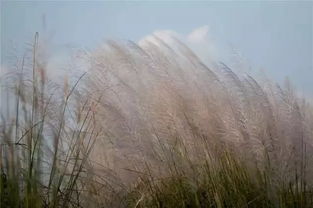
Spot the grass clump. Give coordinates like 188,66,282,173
1,33,313,207
0,33,100,208
125,151,313,208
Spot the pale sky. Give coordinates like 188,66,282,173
1,1,312,97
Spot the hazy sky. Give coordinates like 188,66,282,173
1,1,312,96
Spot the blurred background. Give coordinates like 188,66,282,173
1,1,312,97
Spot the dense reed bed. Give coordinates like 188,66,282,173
1,33,313,207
